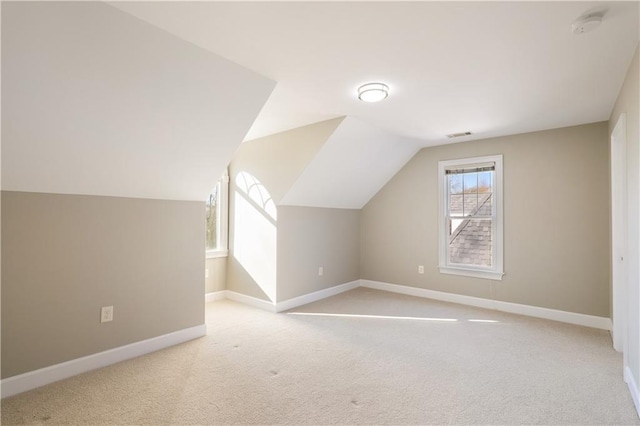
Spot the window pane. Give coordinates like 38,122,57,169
463,172,478,193
463,192,479,216
448,175,463,216
449,171,494,217
205,185,218,250
449,174,463,195
448,218,492,267
449,194,464,216
477,193,492,216
478,171,492,193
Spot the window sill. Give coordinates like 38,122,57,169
206,250,228,259
439,266,504,281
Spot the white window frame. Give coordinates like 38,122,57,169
438,154,504,280
206,170,229,259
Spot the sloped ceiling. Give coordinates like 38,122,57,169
111,1,638,145
1,2,275,201
281,117,422,209
229,118,345,206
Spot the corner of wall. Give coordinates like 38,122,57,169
225,118,345,303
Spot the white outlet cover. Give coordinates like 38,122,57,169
101,306,113,323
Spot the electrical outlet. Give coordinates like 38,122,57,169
101,306,113,323
318,266,324,276
418,265,424,274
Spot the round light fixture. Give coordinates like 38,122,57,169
572,13,603,34
357,82,389,103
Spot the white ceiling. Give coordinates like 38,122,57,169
281,117,421,209
112,1,639,146
2,2,274,200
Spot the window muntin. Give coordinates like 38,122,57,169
438,156,503,280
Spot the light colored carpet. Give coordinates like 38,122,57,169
2,287,638,425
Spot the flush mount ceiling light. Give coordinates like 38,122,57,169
572,13,603,34
357,82,389,103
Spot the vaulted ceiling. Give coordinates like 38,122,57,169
112,1,639,145
3,2,639,204
281,117,421,209
2,2,274,201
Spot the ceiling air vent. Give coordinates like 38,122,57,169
446,131,472,139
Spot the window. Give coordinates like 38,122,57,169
438,155,503,280
206,170,229,258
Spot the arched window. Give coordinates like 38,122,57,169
206,170,229,258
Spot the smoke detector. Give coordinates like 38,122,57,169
572,13,603,34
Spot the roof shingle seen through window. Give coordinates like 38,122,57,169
449,193,492,267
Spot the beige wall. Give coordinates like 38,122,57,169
277,206,360,302
361,122,610,317
609,45,639,389
205,257,227,293
1,192,205,378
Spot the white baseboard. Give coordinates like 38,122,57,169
625,366,640,418
0,324,206,399
224,290,276,312
222,282,361,313
275,280,360,312
205,291,226,303
360,280,611,330
493,298,611,330
215,279,611,330
361,279,495,310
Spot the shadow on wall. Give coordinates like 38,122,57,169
233,171,277,302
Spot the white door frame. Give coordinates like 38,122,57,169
611,113,628,356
